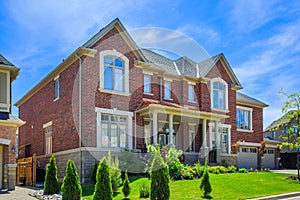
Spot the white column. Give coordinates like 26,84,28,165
202,119,207,148
215,121,220,149
169,114,173,145
153,112,158,145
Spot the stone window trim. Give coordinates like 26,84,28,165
209,122,231,155
99,50,130,96
210,77,229,112
0,69,10,112
95,107,133,149
236,105,253,133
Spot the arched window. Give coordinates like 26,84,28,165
211,78,228,111
99,50,129,95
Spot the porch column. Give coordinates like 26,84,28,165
200,119,208,160
169,114,173,146
153,111,158,145
215,121,220,149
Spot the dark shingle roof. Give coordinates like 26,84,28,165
0,53,14,66
175,57,197,77
0,53,20,80
237,92,268,107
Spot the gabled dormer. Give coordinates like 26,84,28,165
0,54,20,119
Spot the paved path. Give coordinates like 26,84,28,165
0,186,37,200
271,169,298,175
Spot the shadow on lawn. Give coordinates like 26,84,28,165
201,195,213,199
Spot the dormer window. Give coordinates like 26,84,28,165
0,70,10,112
211,78,228,111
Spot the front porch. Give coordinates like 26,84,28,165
136,101,232,164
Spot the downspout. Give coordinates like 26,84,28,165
134,111,137,149
75,52,83,183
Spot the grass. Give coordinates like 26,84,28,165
82,172,300,200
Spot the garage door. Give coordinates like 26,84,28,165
238,147,258,169
263,149,275,169
0,145,3,189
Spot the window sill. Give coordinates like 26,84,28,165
99,88,131,96
163,98,173,101
53,97,59,102
211,108,230,113
188,100,196,103
237,128,253,133
143,93,154,96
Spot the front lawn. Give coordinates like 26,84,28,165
83,172,300,200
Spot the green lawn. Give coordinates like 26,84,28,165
83,173,300,200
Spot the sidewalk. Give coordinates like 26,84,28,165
271,169,298,175
0,186,37,200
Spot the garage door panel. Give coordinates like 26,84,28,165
263,149,275,169
238,147,258,169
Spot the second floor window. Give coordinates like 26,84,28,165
104,56,125,92
144,75,151,94
164,81,171,99
188,84,195,102
236,109,251,130
55,78,60,99
0,71,9,112
213,82,225,110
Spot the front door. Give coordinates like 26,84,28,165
0,145,3,189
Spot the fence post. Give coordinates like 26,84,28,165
33,154,36,187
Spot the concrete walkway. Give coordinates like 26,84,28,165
271,169,298,175
0,186,37,200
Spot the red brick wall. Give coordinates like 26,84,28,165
0,126,17,164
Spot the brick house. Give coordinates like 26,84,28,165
16,18,270,182
0,54,25,190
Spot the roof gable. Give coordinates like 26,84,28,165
0,53,20,81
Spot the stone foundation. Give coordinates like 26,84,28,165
220,154,238,166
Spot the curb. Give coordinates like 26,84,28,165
248,192,300,200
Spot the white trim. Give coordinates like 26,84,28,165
142,71,153,76
0,138,11,145
99,50,130,95
173,62,181,75
208,122,231,154
163,77,173,82
238,141,261,147
188,81,196,85
236,105,253,131
210,77,228,111
0,70,10,112
95,107,133,149
43,121,53,128
144,74,152,94
53,75,59,80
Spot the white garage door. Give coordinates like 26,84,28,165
238,147,258,169
263,149,275,169
0,145,3,189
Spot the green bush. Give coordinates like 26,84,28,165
90,161,99,183
182,170,194,180
139,181,150,198
165,147,184,180
238,168,248,173
200,169,212,197
93,157,113,200
150,151,170,200
122,172,131,199
227,165,237,173
207,166,227,174
44,155,59,195
194,162,205,178
107,152,122,192
61,160,82,200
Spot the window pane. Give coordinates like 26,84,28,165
104,56,113,65
244,111,249,129
0,72,7,104
104,66,113,90
111,124,118,147
188,85,194,101
213,90,218,108
114,58,124,68
219,91,224,109
144,75,151,94
101,115,109,121
120,124,126,148
159,134,166,146
55,79,60,99
164,81,171,99
120,117,127,123
213,82,218,89
101,123,109,147
114,68,124,92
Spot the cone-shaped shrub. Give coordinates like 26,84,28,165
61,160,82,200
200,169,212,197
93,157,113,200
122,172,131,199
44,155,59,195
150,151,170,200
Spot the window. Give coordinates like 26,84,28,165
104,56,125,92
188,84,195,102
211,78,228,110
221,128,228,154
54,78,60,99
144,75,151,94
101,114,127,148
44,125,52,155
99,50,129,95
189,125,195,152
159,134,166,146
164,81,171,99
272,130,277,138
0,71,9,112
144,121,151,146
236,106,253,130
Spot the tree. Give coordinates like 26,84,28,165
61,160,82,200
200,169,212,197
122,172,131,199
277,89,300,180
93,157,113,200
44,155,59,195
150,151,170,200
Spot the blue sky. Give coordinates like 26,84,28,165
1,0,300,128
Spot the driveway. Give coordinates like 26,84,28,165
0,186,37,200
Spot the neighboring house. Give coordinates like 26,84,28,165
0,54,25,190
264,110,298,168
16,18,270,182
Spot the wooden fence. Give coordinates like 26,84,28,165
16,154,36,187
